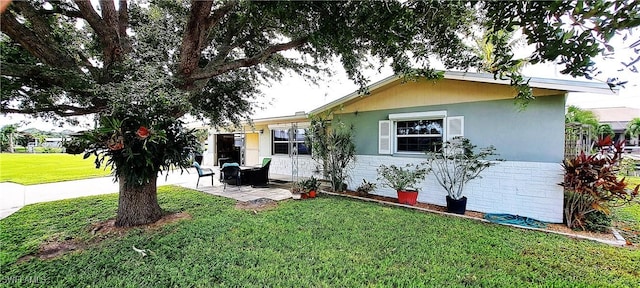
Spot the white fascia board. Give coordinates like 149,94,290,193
267,122,310,130
252,114,309,124
388,110,447,120
443,71,615,94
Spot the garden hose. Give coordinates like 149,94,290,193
484,213,547,229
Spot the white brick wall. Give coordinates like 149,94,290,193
268,155,322,179
348,155,564,223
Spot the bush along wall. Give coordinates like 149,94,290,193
561,136,639,231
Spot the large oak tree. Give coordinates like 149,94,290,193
2,0,638,226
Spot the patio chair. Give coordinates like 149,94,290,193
221,165,242,190
241,158,271,187
193,162,215,188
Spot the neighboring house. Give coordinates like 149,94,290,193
588,107,640,147
42,137,64,148
212,72,612,223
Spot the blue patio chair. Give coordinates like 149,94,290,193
193,162,215,188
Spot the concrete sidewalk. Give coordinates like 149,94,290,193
0,169,295,220
0,169,199,220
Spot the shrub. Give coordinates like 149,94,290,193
13,146,27,153
583,210,612,233
300,176,320,192
561,136,639,230
376,163,429,191
355,179,377,196
290,181,303,194
306,114,356,192
424,137,501,200
619,157,637,177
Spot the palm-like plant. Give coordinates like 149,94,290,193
565,106,600,138
627,118,640,140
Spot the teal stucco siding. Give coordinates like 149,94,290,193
335,95,566,163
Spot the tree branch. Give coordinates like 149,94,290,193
118,0,131,54
178,0,215,77
1,63,90,90
1,5,77,69
178,0,237,77
74,0,123,67
2,105,105,117
188,36,309,81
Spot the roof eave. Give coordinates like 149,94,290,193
252,113,309,124
311,72,616,114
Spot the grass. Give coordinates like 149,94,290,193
0,153,111,185
2,187,640,287
611,176,640,244
625,175,640,187
614,203,640,244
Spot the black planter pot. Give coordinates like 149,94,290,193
446,196,467,215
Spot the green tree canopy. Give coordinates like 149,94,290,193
566,105,601,134
2,0,638,226
2,0,639,124
627,117,640,138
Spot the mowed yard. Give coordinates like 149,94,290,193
1,187,639,287
1,154,639,286
0,153,111,185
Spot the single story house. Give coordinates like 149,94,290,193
210,71,613,223
588,107,640,148
42,137,64,148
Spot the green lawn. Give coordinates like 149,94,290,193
626,176,640,187
1,187,639,287
0,153,111,185
612,176,640,244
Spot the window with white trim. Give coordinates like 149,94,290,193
271,128,311,155
379,111,464,155
396,119,443,152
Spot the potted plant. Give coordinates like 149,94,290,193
424,137,501,214
355,179,377,196
301,176,320,198
290,181,305,199
377,163,429,205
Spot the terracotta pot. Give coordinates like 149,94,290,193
446,196,467,214
308,190,317,198
397,190,418,206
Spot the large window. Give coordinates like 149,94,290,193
272,128,311,155
396,119,443,153
379,111,463,155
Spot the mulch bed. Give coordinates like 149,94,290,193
343,191,484,218
340,191,624,246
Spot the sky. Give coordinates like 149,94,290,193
253,59,640,119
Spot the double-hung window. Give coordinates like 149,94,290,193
271,127,311,155
378,111,463,155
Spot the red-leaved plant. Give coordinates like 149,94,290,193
561,135,639,230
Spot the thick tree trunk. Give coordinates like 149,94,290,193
115,175,162,227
